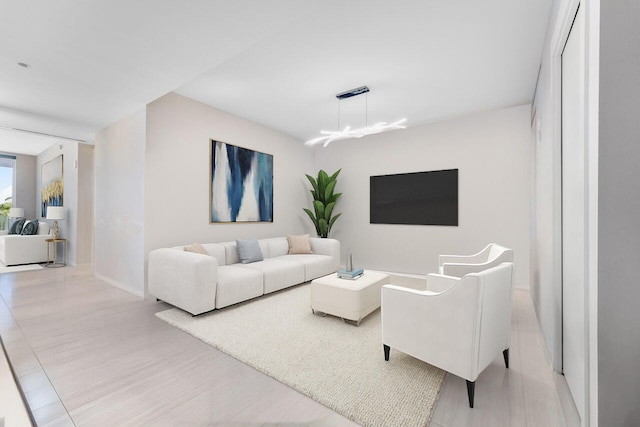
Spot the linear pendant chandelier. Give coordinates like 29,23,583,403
305,86,407,147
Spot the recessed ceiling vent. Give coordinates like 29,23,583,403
336,85,369,100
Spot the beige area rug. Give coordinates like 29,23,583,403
0,263,44,274
156,283,445,427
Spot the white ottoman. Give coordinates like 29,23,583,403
310,270,390,325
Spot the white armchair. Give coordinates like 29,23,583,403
438,243,513,277
381,262,514,408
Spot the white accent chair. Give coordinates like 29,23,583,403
381,262,514,408
438,243,513,278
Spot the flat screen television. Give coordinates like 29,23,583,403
370,169,458,226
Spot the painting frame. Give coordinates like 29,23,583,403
209,140,273,223
41,155,64,218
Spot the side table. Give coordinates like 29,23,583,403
45,238,67,268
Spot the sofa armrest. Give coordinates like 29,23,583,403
148,248,218,316
310,237,340,270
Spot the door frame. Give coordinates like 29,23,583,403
549,0,600,425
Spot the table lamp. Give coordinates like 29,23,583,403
8,207,24,218
46,206,65,239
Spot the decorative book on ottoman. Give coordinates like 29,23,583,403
338,268,364,280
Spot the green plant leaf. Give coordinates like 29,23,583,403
318,218,328,238
303,208,316,222
313,200,325,219
303,208,321,235
317,170,328,203
330,192,342,203
325,201,336,220
306,174,319,200
324,180,337,203
328,212,342,229
329,169,341,182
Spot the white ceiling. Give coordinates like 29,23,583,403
0,0,552,155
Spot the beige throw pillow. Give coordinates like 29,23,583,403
184,243,209,256
287,234,313,254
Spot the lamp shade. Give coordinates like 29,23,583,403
46,206,65,220
8,207,24,218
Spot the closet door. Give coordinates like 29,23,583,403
561,4,586,420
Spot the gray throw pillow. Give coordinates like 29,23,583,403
236,239,264,264
20,220,39,235
9,218,26,235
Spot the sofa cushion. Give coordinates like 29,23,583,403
236,239,264,264
287,234,313,254
266,237,289,257
275,254,336,282
237,258,306,294
201,243,226,266
9,218,25,235
20,220,39,235
215,266,263,309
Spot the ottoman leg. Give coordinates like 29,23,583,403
384,344,390,361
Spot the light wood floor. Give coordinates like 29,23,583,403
0,266,579,427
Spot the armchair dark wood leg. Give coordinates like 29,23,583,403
383,344,390,361
466,380,475,408
503,349,509,368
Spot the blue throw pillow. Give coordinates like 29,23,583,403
9,218,26,235
236,239,264,264
20,220,39,235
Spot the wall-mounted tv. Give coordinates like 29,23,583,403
370,169,458,226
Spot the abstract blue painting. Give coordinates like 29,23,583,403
210,140,273,223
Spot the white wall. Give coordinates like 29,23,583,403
94,109,146,296
144,92,314,292
37,142,80,265
314,105,531,287
530,0,565,373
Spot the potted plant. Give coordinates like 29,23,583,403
303,169,342,238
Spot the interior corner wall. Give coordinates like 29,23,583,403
598,1,640,425
37,142,79,265
314,104,531,288
94,109,146,297
144,92,314,294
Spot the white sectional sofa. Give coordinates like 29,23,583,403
0,221,52,266
148,236,340,315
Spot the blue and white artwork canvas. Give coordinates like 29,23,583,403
210,140,273,223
